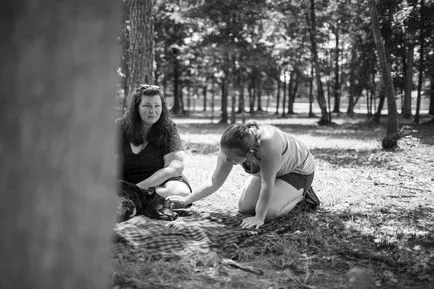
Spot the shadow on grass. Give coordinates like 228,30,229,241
112,203,433,289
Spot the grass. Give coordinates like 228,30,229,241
112,113,434,289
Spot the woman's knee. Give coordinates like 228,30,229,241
237,197,255,214
238,177,260,214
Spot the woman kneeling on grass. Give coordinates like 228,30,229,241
168,122,320,229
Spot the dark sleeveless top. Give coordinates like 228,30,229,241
119,123,183,184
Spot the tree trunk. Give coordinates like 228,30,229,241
287,70,296,114
333,24,341,113
127,0,154,102
202,82,207,111
429,76,434,115
120,0,130,114
0,1,118,288
231,91,236,124
374,87,386,122
282,71,287,117
403,44,414,118
275,77,281,115
366,87,372,116
187,83,192,112
211,77,216,123
171,48,182,113
221,77,229,123
257,78,263,111
415,0,426,124
347,47,356,116
370,0,399,148
306,0,331,124
327,50,332,119
372,69,377,114
238,75,245,113
309,66,315,117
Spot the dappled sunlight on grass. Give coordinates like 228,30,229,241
113,116,434,289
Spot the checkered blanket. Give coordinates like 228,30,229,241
113,207,302,258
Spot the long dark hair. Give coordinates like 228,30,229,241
119,85,173,146
220,122,258,154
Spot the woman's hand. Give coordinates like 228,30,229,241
167,195,189,208
240,216,264,229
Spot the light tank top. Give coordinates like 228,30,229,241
241,125,315,176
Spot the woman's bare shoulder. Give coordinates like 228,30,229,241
258,124,280,142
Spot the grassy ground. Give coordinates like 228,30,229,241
113,113,434,289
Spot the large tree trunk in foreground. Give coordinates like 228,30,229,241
0,1,118,288
369,0,400,149
127,0,154,102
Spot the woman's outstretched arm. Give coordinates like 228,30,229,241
168,150,233,206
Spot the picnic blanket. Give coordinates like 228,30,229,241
113,206,306,258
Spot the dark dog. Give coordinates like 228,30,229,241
117,180,178,222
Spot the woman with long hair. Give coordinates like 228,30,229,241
117,84,191,198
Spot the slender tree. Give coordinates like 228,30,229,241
415,0,426,124
403,43,414,118
275,76,281,115
369,0,400,148
0,1,118,288
305,0,331,124
333,23,341,113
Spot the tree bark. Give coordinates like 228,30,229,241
347,47,356,116
220,76,229,123
127,0,154,102
202,82,208,111
333,24,341,113
287,70,297,114
172,49,182,113
0,1,118,288
231,91,236,124
403,44,414,118
415,0,426,124
257,78,263,111
309,66,315,117
429,76,434,115
238,75,245,113
282,71,287,117
211,77,216,123
374,87,386,122
120,0,130,114
306,0,331,124
249,76,256,114
275,77,281,115
369,0,400,148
